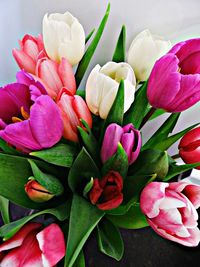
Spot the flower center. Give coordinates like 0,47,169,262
12,107,30,123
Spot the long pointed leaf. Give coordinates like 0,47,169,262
0,196,10,224
112,25,126,62
85,28,95,44
75,4,110,87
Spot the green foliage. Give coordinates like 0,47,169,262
0,196,10,224
112,25,126,62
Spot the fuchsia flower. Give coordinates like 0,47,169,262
0,222,65,266
89,171,123,210
36,57,76,98
179,127,200,170
101,123,142,165
0,71,63,153
13,34,46,74
140,181,200,247
147,39,200,112
57,88,92,142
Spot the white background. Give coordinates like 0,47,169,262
0,0,200,156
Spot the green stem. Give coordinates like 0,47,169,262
171,154,180,160
139,107,156,130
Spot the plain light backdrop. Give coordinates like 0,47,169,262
0,0,200,155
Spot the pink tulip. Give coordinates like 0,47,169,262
36,57,76,98
140,181,200,247
147,39,200,112
13,34,46,74
0,222,66,266
57,88,92,142
179,127,200,169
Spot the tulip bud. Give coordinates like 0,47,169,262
36,57,76,98
101,123,142,165
12,34,46,74
25,179,54,203
179,127,200,169
57,89,92,142
43,12,85,66
127,29,172,81
86,62,136,119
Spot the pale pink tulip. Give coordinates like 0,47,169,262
140,181,200,247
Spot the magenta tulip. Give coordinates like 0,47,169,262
179,127,200,169
0,222,66,266
147,39,200,112
0,70,63,153
13,34,46,74
140,181,200,247
101,123,142,165
36,57,76,98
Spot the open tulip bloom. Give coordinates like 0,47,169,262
1,4,200,266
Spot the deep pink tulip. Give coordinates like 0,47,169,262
140,181,200,247
13,34,46,74
0,71,63,153
0,222,66,266
147,39,200,112
57,88,92,142
101,123,142,165
36,57,76,98
179,127,200,169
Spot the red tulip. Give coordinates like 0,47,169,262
0,222,66,266
89,171,123,210
13,34,46,74
57,88,92,142
36,57,76,98
179,127,200,169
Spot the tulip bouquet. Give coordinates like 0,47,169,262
1,3,200,266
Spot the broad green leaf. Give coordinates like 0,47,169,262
65,195,104,267
73,250,85,267
153,123,199,151
143,113,180,150
30,143,78,168
0,153,65,209
112,25,126,62
97,219,124,261
68,148,100,193
102,143,128,178
149,109,166,120
0,196,10,224
85,28,95,44
78,119,100,163
107,203,148,229
164,161,200,181
0,202,70,240
129,149,169,179
28,160,64,196
75,4,110,87
0,138,23,156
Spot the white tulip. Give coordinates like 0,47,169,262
43,12,85,66
86,62,136,119
127,29,172,81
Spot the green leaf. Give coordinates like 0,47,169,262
75,3,110,87
129,149,169,179
0,202,70,240
78,119,100,163
30,143,78,168
102,143,128,178
124,81,149,129
0,138,23,156
112,25,126,62
65,195,104,267
143,113,180,150
83,177,94,198
76,89,86,99
28,160,64,196
107,203,148,229
0,196,10,224
153,123,199,151
97,219,124,261
149,109,166,120
73,250,85,267
164,161,200,181
68,148,100,193
85,28,95,44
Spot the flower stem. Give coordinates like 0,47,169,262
171,154,180,160
139,107,156,130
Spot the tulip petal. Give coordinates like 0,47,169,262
175,39,200,64
30,95,63,148
183,184,200,209
73,95,92,128
12,49,36,74
140,182,169,218
159,190,186,209
58,58,76,94
36,223,66,267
